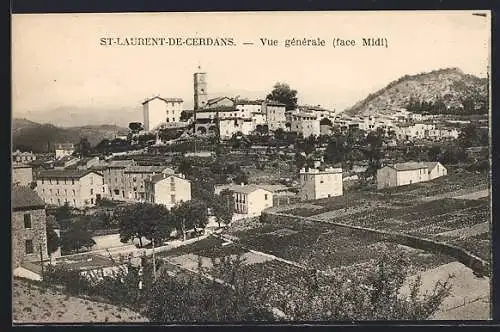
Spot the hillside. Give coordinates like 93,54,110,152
15,106,142,128
12,118,128,153
344,68,488,117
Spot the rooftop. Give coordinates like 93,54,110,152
12,186,45,210
387,162,432,171
146,173,188,184
37,169,101,179
142,96,183,105
124,165,175,174
55,143,75,150
107,159,136,168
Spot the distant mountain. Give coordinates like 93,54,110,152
12,118,128,153
15,106,142,128
344,68,488,117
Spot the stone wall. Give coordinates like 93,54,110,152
261,211,490,277
12,208,48,270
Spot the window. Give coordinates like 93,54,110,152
25,240,34,254
90,176,94,185
56,179,59,185
264,194,268,200
72,189,76,196
64,189,67,195
24,214,32,228
57,189,60,195
91,198,94,204
114,189,120,195
90,188,94,195
102,187,105,193
102,178,105,185
72,179,75,185
41,179,44,185
57,198,61,205
73,199,76,206
49,179,52,185
171,194,176,204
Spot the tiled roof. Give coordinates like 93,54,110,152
218,184,272,195
265,100,287,107
55,143,75,150
37,169,101,179
12,186,45,210
13,164,32,169
107,160,136,168
390,162,430,171
235,99,263,106
142,96,183,105
124,165,175,174
146,173,188,184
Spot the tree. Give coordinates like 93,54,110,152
320,117,333,126
180,111,191,122
266,83,298,111
60,217,96,254
75,137,92,158
144,254,275,322
274,128,285,141
233,172,249,185
46,215,61,259
212,190,235,228
129,122,144,133
53,202,73,229
172,199,209,240
115,203,173,247
294,152,307,170
458,124,489,148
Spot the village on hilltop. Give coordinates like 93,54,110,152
12,67,491,322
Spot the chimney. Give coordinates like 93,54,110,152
163,173,166,178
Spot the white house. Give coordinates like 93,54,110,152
142,96,184,131
144,173,191,210
55,143,75,159
229,184,273,216
426,162,447,180
36,170,107,208
376,162,447,189
298,167,343,201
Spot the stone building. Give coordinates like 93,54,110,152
12,164,33,186
103,159,136,200
123,165,175,201
12,186,48,270
298,166,343,200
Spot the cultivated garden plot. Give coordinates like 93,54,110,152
12,278,148,323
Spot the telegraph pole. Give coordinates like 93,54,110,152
152,238,156,282
39,244,44,280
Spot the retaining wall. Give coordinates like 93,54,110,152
261,211,490,277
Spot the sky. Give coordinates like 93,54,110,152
12,11,490,118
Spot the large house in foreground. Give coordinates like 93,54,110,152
215,183,274,217
376,162,447,189
36,170,107,208
12,186,48,270
144,173,191,210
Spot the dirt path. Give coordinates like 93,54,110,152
400,261,490,320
